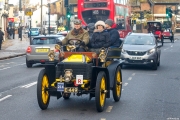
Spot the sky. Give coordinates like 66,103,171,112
9,0,58,5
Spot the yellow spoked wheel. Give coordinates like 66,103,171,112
113,66,122,102
95,71,107,112
37,69,50,110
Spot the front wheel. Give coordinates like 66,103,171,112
112,66,122,102
37,69,50,110
95,71,107,112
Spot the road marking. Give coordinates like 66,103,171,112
123,83,128,86
0,67,11,70
0,95,12,102
128,77,132,80
132,73,136,76
100,118,106,120
21,82,37,88
106,106,113,112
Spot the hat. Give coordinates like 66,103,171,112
95,21,106,28
87,23,95,31
74,19,82,25
105,19,114,27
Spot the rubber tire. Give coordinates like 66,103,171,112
112,66,122,102
120,64,123,69
37,69,50,110
171,36,174,43
26,60,32,68
152,60,157,70
161,37,164,46
63,93,71,99
95,71,107,112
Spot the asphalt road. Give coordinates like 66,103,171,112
0,37,180,120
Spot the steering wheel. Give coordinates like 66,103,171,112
68,39,82,45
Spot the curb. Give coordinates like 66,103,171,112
0,53,26,60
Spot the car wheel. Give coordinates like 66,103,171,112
112,66,122,102
120,64,123,69
95,71,107,112
171,36,174,43
37,69,50,110
26,60,32,68
152,60,157,70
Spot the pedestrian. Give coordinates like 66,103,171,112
6,26,11,39
10,27,15,39
18,26,22,41
105,19,120,48
89,21,110,50
0,27,4,50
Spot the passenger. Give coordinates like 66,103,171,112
89,21,110,50
87,23,95,40
61,19,90,52
105,19,120,48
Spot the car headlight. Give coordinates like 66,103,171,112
147,48,155,55
121,49,127,54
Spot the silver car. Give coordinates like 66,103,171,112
26,35,65,68
120,33,161,70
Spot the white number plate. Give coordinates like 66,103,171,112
130,56,142,60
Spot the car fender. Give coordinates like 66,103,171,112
107,60,121,88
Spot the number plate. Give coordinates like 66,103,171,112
57,83,64,91
64,87,78,93
130,56,142,60
36,49,49,52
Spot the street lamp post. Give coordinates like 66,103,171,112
48,3,50,35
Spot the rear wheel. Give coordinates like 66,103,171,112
37,69,50,110
26,59,32,68
171,36,174,43
112,66,122,102
95,71,107,112
152,60,157,70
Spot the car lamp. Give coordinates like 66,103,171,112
99,48,107,62
64,69,73,82
147,48,155,55
121,49,127,54
48,50,55,61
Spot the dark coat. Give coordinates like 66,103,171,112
90,29,110,48
0,30,4,42
106,28,120,47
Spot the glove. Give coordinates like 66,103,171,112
80,41,85,46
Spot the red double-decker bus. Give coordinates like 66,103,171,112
77,0,132,38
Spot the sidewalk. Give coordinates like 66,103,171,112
0,34,30,60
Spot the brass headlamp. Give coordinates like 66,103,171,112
48,50,55,61
66,45,76,51
64,69,73,82
99,48,107,62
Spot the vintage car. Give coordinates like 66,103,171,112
162,21,174,43
37,39,123,112
147,21,164,46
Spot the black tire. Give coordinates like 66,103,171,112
63,93,71,99
37,69,50,110
171,36,174,43
152,60,157,70
95,71,107,112
157,57,160,66
120,64,123,69
161,37,164,46
26,59,32,68
112,66,122,102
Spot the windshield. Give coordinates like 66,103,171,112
82,10,110,24
32,37,58,45
124,35,155,45
30,28,39,31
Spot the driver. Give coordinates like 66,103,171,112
60,19,90,52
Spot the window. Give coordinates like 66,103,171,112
124,35,155,45
32,37,58,45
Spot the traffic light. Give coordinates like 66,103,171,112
66,8,71,19
166,7,173,18
64,0,69,7
140,11,144,19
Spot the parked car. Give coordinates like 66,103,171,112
120,32,161,70
28,28,40,37
26,35,65,68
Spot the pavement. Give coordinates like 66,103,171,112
0,34,30,60
0,33,180,60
